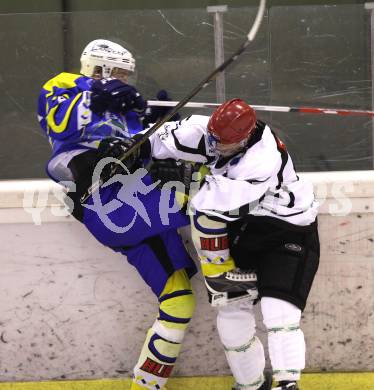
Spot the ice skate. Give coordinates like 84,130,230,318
204,268,258,306
272,382,299,390
232,382,269,390
232,372,272,390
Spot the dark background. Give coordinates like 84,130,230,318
0,1,372,178
0,1,368,13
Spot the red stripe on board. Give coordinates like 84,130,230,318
299,107,374,116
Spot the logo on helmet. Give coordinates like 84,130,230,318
92,43,127,57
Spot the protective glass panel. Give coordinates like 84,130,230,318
268,5,371,171
0,4,371,179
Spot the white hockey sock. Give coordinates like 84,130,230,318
217,301,265,389
261,297,305,382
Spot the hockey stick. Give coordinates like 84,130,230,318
80,0,267,203
147,100,374,117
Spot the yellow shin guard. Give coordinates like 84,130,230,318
132,270,195,390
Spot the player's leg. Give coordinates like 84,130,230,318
131,268,195,390
73,161,196,389
256,223,319,389
116,229,196,390
261,297,304,389
190,211,258,306
216,300,266,390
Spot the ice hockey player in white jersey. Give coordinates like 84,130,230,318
147,99,320,390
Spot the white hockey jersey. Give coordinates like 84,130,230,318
149,115,318,226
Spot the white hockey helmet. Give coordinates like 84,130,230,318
80,39,136,78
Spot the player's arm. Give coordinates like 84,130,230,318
147,115,212,163
191,148,282,221
40,85,91,142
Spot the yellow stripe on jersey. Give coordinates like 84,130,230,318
42,72,81,92
43,72,85,135
46,93,82,134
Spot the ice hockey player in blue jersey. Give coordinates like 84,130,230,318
37,39,197,390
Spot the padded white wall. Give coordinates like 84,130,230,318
0,171,373,381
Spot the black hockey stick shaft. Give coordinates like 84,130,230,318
80,0,266,203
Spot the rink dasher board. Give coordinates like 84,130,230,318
0,171,373,224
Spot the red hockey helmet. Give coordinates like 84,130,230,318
207,99,257,145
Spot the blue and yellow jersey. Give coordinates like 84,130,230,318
37,72,142,157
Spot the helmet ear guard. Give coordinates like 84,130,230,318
207,98,257,145
80,39,136,78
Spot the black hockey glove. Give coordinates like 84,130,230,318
149,158,199,190
90,78,147,115
143,89,181,128
96,137,140,179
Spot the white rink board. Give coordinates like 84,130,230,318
0,171,373,381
